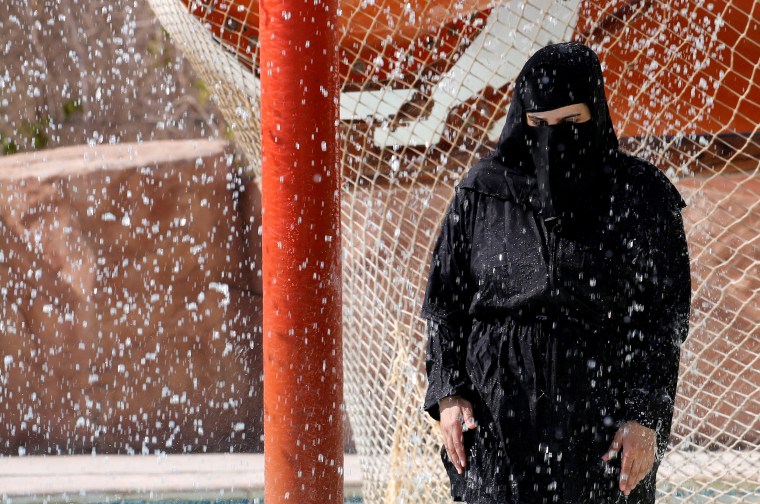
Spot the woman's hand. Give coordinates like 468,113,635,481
439,395,477,475
601,421,656,496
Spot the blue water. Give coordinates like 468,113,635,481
93,491,760,504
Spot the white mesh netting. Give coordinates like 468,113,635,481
146,0,759,501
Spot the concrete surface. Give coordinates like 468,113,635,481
0,453,363,502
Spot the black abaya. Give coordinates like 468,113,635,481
420,42,691,504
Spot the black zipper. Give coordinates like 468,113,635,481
548,223,557,295
534,214,549,267
535,214,559,296
549,220,562,297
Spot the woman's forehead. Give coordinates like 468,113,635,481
526,103,591,117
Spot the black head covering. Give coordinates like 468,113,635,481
463,42,620,224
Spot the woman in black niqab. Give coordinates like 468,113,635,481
420,42,691,504
483,41,619,227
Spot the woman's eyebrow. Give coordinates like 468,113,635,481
526,112,582,120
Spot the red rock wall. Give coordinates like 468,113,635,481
0,139,754,456
674,174,759,447
0,140,263,455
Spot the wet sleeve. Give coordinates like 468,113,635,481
420,186,477,421
623,194,691,450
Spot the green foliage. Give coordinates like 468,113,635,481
21,115,51,150
0,134,18,155
62,98,83,121
0,113,51,155
225,126,236,142
147,28,175,68
194,80,210,106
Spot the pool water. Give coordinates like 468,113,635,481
15,486,759,503
658,486,760,503
101,489,760,504
3,492,364,504
97,491,760,504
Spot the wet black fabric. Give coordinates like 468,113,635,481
420,42,691,504
520,45,608,223
527,121,604,222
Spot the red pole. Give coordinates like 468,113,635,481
259,0,343,500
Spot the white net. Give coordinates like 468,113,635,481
147,0,262,174
146,0,759,501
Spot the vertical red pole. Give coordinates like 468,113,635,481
259,0,343,500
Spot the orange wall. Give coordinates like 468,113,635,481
578,0,759,138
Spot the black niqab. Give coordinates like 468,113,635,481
527,120,602,221
471,42,619,224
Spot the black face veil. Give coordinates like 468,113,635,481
491,42,620,223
